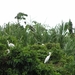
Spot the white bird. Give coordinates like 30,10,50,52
44,52,51,63
7,40,15,47
6,49,10,54
42,43,44,45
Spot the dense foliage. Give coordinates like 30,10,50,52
0,12,75,75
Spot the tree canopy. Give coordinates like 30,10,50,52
0,12,75,75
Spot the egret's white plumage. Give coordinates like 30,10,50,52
44,52,51,63
7,40,15,47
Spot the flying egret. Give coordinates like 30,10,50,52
7,40,15,47
44,52,51,63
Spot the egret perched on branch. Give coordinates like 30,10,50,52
44,52,51,63
7,40,15,47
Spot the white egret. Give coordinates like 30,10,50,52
7,40,15,47
44,52,51,63
6,49,10,54
42,43,44,45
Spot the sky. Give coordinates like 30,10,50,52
0,0,75,28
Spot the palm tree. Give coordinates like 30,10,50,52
15,12,28,24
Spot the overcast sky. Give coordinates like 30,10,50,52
0,0,75,28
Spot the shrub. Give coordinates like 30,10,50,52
45,42,61,49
